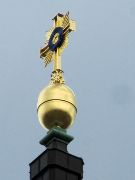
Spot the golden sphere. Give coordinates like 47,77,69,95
37,83,77,130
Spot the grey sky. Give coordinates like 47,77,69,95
0,0,135,179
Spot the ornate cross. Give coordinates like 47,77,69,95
40,12,76,71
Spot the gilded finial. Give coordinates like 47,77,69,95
37,12,77,130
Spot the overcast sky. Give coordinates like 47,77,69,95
0,0,135,180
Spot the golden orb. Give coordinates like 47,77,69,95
37,83,77,130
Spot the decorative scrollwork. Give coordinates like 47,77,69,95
51,69,65,84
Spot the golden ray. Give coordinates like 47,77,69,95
69,20,76,31
44,51,53,66
62,12,70,29
46,27,54,41
59,35,69,55
40,45,49,58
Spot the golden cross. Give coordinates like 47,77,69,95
40,12,76,71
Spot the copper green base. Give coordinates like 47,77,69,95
40,127,74,152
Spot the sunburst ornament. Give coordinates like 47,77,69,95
40,12,76,70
